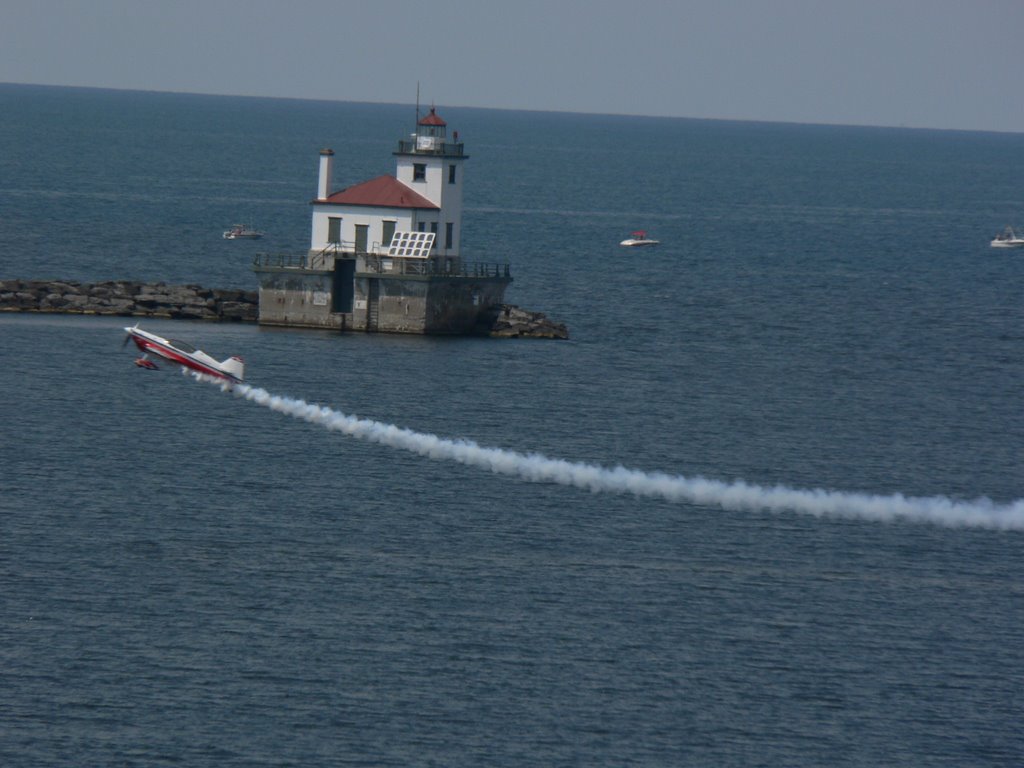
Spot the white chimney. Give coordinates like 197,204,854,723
317,149,334,199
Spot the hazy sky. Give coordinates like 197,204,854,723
2,0,1021,132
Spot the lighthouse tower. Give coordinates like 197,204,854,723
394,106,467,257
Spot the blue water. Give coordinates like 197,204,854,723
1,83,1023,766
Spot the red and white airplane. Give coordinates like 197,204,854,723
124,325,245,384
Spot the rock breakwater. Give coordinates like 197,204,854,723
478,304,569,339
0,279,259,322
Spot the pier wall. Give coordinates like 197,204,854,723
252,268,339,329
354,274,512,334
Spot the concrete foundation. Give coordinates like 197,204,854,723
252,266,338,330
253,254,512,334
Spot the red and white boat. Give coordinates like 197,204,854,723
124,325,245,384
620,230,660,247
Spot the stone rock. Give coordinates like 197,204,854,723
173,305,207,319
219,301,257,321
212,288,244,302
66,294,93,308
101,297,136,312
42,293,69,309
477,304,569,340
167,287,199,304
1,278,244,321
14,291,41,307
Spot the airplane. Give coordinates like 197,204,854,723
123,325,245,384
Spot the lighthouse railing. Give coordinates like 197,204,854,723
362,254,511,278
395,140,465,157
252,252,317,269
254,252,511,279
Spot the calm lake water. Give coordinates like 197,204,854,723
1,83,1023,766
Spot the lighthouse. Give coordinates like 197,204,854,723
393,107,466,256
308,106,468,262
255,104,512,334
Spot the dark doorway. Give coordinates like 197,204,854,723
332,259,355,313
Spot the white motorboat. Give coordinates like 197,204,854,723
620,230,659,247
990,226,1024,248
223,224,263,240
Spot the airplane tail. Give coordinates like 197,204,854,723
221,356,245,382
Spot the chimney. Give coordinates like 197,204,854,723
317,149,334,200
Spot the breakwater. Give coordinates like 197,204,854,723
478,304,569,339
0,279,568,338
0,279,259,321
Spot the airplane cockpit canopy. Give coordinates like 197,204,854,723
167,339,196,353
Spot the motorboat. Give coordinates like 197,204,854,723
223,224,263,240
620,230,659,247
990,226,1024,248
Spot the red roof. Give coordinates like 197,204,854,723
316,175,438,209
418,107,446,127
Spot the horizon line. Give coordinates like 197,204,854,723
2,80,1021,137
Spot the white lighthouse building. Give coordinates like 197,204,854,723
310,107,466,261
254,106,511,334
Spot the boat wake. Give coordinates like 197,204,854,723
202,377,1024,530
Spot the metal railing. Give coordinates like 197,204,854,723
253,243,353,270
254,251,512,279
395,140,466,156
361,255,511,278
312,242,355,269
253,252,313,269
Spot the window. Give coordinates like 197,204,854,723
413,163,426,182
354,224,369,253
382,220,396,248
417,221,426,232
430,222,438,251
327,217,341,244
445,222,453,249
448,164,456,184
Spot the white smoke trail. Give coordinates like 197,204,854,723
203,377,1024,530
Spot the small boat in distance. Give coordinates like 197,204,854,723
223,223,263,240
990,226,1024,248
620,230,659,247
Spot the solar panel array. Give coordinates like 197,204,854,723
387,231,435,259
